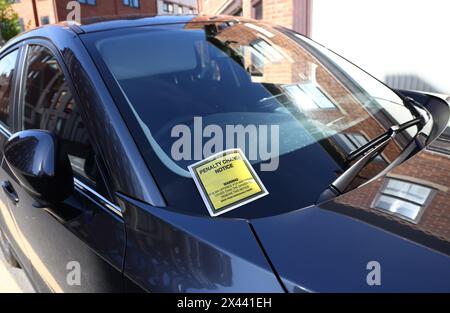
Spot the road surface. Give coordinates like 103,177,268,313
0,249,34,293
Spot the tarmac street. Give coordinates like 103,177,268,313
0,249,34,293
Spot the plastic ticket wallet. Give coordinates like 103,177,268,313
188,149,269,217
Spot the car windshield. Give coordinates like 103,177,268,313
84,20,419,218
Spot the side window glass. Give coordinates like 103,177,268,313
22,45,101,186
0,50,19,128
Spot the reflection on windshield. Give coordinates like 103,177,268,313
332,147,450,254
311,82,446,247
90,18,420,218
189,19,414,155
191,19,415,181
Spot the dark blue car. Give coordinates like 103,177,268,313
0,15,449,293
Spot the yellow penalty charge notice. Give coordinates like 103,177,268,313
188,149,269,217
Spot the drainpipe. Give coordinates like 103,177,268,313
52,0,59,22
31,0,40,27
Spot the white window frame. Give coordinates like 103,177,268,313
371,178,436,223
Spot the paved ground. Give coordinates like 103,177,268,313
0,249,34,293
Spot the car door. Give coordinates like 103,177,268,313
0,45,36,277
1,42,126,292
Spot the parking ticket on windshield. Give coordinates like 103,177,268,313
188,149,269,217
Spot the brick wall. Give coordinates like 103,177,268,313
198,0,226,14
12,0,158,29
199,0,311,35
54,0,157,21
261,0,294,29
187,20,403,173
201,0,293,27
12,0,57,31
337,151,450,242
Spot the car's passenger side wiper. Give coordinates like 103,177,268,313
317,99,431,204
346,117,423,162
317,136,392,204
347,96,430,162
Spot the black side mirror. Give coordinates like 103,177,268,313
4,130,74,204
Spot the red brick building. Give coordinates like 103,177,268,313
188,12,450,243
12,0,159,31
54,0,157,22
184,20,450,243
336,149,450,243
198,0,312,36
186,18,405,182
11,0,57,31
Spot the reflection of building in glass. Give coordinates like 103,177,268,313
23,45,95,182
126,207,233,292
187,19,406,184
0,51,17,127
336,149,450,243
372,178,435,222
429,127,450,155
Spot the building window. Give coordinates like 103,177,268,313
123,0,140,8
163,2,174,14
334,133,371,154
18,18,25,32
372,178,435,222
242,38,284,78
233,8,243,16
252,0,263,20
332,132,387,163
178,6,183,14
40,16,50,25
78,0,96,5
189,8,194,14
428,126,450,155
284,82,336,110
252,39,283,63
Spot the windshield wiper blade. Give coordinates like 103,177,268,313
317,137,392,203
346,117,423,162
318,104,431,204
346,95,430,163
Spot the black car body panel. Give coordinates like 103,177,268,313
0,15,448,293
118,193,284,292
